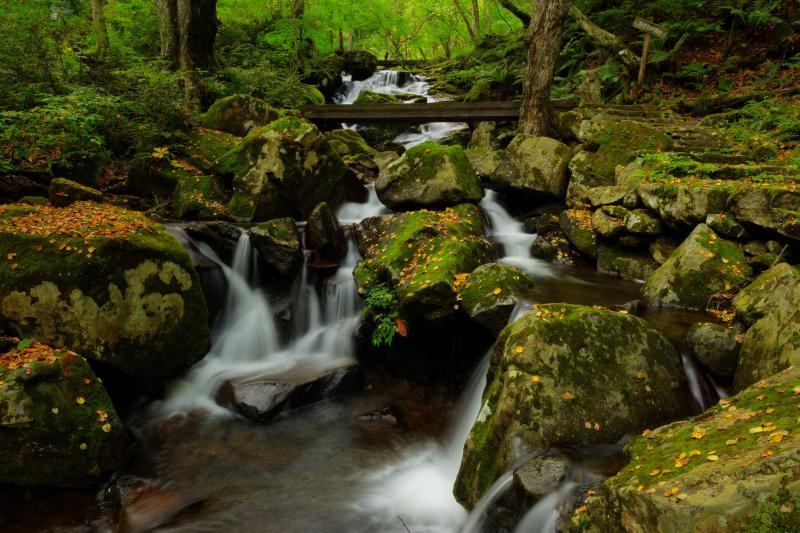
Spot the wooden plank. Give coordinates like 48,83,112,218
375,59,430,68
301,101,524,123
632,17,668,39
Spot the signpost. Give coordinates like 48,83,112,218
633,16,668,87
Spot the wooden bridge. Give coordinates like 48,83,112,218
375,59,429,68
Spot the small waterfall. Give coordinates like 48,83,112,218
336,69,468,149
512,481,578,533
680,351,719,412
337,183,387,224
480,190,555,279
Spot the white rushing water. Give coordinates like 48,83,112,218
337,69,468,148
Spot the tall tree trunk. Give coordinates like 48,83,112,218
156,0,218,71
485,0,493,33
472,0,481,38
292,0,304,69
497,0,530,26
90,0,109,57
453,0,477,43
338,29,344,51
519,0,570,136
156,0,180,69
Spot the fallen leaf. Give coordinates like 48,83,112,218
560,392,576,400
75,396,85,405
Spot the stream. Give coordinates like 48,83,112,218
0,70,721,533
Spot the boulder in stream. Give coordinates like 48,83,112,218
685,322,740,381
0,202,211,387
376,142,484,210
455,304,690,507
505,134,572,198
200,94,279,137
171,175,227,220
249,218,304,278
341,50,378,81
642,224,752,309
0,339,126,486
580,365,800,532
458,263,534,335
305,202,347,264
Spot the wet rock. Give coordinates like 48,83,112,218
465,147,521,191
608,299,647,316
341,50,378,81
325,129,378,171
597,246,658,281
459,263,534,334
637,180,733,227
559,209,598,258
249,218,303,278
171,175,227,220
581,365,800,533
586,186,627,207
642,224,752,309
123,481,201,533
373,151,400,173
706,212,748,239
182,128,241,175
224,363,363,422
223,117,356,222
685,322,740,380
732,263,800,390
649,237,678,264
183,221,243,264
591,206,628,239
354,91,401,105
376,142,483,210
355,204,494,323
305,202,347,263
514,455,570,503
729,186,800,241
48,178,103,207
455,304,690,507
470,121,498,149
0,202,211,386
744,239,769,256
200,94,279,137
0,340,126,486
505,134,572,198
302,54,344,98
623,209,662,235
356,406,402,426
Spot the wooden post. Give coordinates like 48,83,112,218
638,33,651,87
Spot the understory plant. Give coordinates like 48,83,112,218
362,284,405,348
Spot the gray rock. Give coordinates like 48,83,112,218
506,134,572,198
306,202,347,263
685,323,740,380
250,218,304,277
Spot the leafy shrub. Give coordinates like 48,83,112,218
361,284,404,348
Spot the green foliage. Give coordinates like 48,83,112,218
702,98,800,148
738,490,800,532
16,339,32,351
362,284,401,348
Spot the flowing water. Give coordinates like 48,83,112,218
2,69,727,533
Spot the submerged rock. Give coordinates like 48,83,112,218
49,178,103,207
458,263,534,334
249,218,304,278
200,94,279,137
376,142,483,210
581,365,800,532
224,117,357,222
0,340,125,486
455,304,690,507
642,224,752,309
732,263,800,391
0,202,211,386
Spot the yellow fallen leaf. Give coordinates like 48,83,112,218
677,493,688,500
79,443,88,450
770,434,784,444
649,469,660,476
493,287,502,295
574,505,587,515
51,407,59,414
560,392,575,400
691,431,705,440
102,423,112,433
761,449,775,457
689,449,702,456
636,485,644,492
707,455,719,462
515,346,524,353
766,408,775,414
75,396,85,405
532,375,541,383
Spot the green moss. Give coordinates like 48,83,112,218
172,175,227,220
353,91,401,105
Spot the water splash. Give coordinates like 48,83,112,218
512,481,578,533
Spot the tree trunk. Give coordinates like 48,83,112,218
472,0,481,38
519,0,570,136
338,29,344,51
90,0,109,57
156,0,218,71
497,0,530,26
292,0,304,69
568,5,639,71
485,0,493,33
453,0,477,43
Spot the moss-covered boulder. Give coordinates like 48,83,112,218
732,263,800,391
224,117,354,222
183,129,242,175
458,263,534,334
706,213,748,239
686,322,740,380
306,201,347,263
591,206,628,239
200,94,279,137
455,304,690,507
642,224,752,309
598,246,659,281
559,209,598,258
0,339,126,487
303,54,344,98
48,178,103,207
504,135,572,198
0,202,211,385
171,175,227,220
249,218,303,278
325,128,378,170
579,365,800,533
729,186,800,241
624,209,662,235
567,118,673,207
464,147,520,189
376,142,484,210
355,204,495,323
341,50,378,81
638,180,736,227
354,91,401,105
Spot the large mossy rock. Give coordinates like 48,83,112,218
200,94,279,137
305,201,347,263
249,218,304,278
567,118,673,207
325,128,378,170
642,224,752,309
303,54,344,98
376,142,484,210
0,202,211,385
502,135,572,198
686,322,740,380
48,178,103,207
354,91,402,105
171,175,227,220
455,304,690,507
580,365,800,533
341,50,378,81
224,117,354,222
729,186,800,241
458,263,534,335
0,340,126,487
355,204,495,323
559,209,598,258
597,246,659,281
732,263,800,391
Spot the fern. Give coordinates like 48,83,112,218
362,284,404,348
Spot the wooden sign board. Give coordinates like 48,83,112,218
633,17,669,40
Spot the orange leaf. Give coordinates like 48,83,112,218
395,319,408,337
